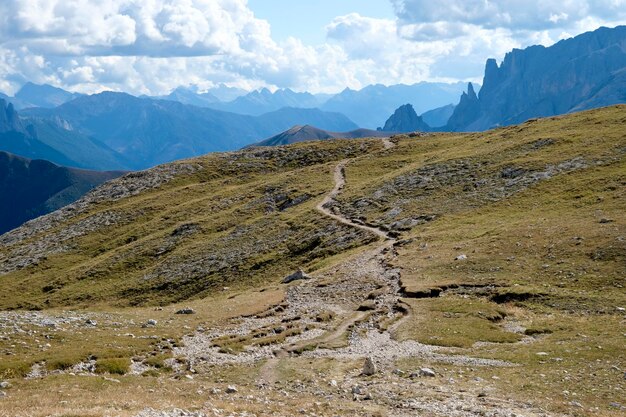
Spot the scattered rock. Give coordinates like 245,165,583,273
175,308,195,315
85,319,97,326
419,368,436,377
282,269,311,284
357,300,377,311
599,218,614,224
142,319,158,328
329,379,338,387
225,385,238,394
455,254,467,261
0,381,10,389
362,357,377,376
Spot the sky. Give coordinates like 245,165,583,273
0,0,625,96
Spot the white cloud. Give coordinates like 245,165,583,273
0,0,624,96
391,0,626,31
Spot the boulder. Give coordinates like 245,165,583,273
282,269,311,284
362,357,377,376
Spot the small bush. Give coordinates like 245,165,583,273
524,327,553,336
47,357,77,371
144,354,171,369
316,311,335,322
95,358,130,375
0,361,31,379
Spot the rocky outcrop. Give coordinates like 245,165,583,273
0,99,25,134
382,104,431,133
445,25,626,131
445,83,482,132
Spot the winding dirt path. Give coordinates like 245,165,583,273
315,155,393,241
257,139,399,384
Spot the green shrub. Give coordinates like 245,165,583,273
95,358,130,375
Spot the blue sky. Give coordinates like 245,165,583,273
0,0,625,95
248,0,395,43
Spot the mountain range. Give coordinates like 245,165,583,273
319,82,467,129
16,93,358,169
0,82,82,110
445,25,626,131
151,83,464,129
0,99,131,171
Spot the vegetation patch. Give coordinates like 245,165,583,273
95,358,131,375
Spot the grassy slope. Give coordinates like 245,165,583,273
0,140,380,309
0,105,624,415
335,105,625,414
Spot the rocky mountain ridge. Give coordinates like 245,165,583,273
446,25,626,131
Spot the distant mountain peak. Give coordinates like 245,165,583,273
14,82,81,109
382,103,430,133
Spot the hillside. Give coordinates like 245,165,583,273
0,151,123,234
447,25,626,131
23,93,358,169
251,125,390,147
0,106,624,416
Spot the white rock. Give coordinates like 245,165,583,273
455,254,467,261
362,357,377,376
419,368,436,377
226,385,238,393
